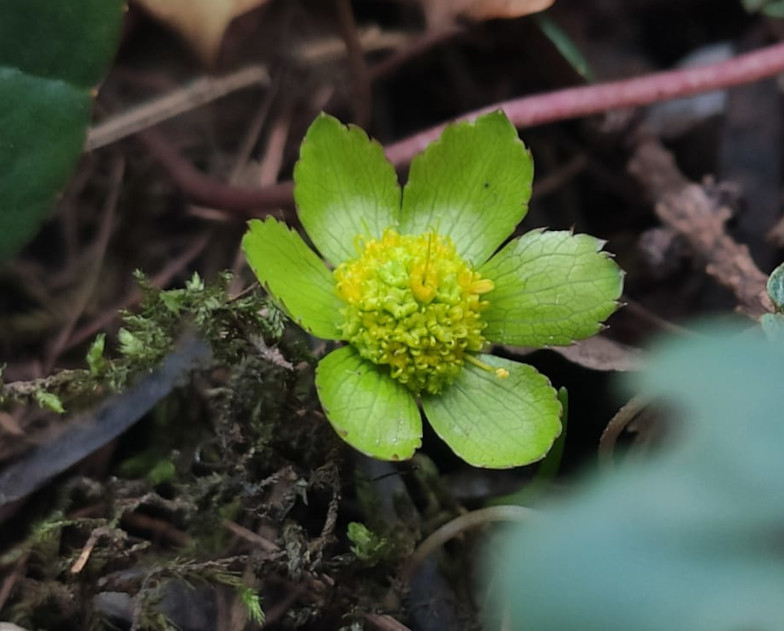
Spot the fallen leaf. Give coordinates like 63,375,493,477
548,336,643,372
422,0,556,28
503,336,644,373
132,0,271,65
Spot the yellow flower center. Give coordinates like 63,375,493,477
334,229,495,395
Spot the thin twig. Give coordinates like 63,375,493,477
335,0,372,127
136,41,784,215
222,519,280,553
598,395,649,470
45,157,124,371
622,297,694,336
86,66,269,151
0,552,28,611
230,76,282,180
137,129,294,216
64,232,212,351
363,612,414,631
401,505,536,584
368,24,463,81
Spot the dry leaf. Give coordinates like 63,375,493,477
423,0,556,28
133,0,271,65
548,336,643,372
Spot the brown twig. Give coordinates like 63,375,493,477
222,519,280,553
136,41,784,215
598,396,649,470
363,612,414,631
401,505,536,584
45,157,124,372
0,552,28,611
628,138,773,318
64,232,212,351
335,0,372,127
87,66,270,151
136,129,294,216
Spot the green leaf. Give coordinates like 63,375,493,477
293,113,401,265
480,230,623,347
766,261,784,311
238,586,264,625
147,459,176,485
741,0,784,16
493,324,784,631
761,313,784,340
315,346,421,460
762,3,784,17
0,0,124,260
86,333,106,376
242,218,344,340
347,522,390,562
421,354,561,468
34,390,65,414
399,111,533,266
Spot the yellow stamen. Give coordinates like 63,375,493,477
471,278,495,294
334,229,496,394
465,354,509,379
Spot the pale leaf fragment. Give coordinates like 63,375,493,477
132,0,271,64
423,0,556,28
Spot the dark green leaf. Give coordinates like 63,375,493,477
0,0,124,260
494,324,784,630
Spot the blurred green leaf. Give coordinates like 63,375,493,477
535,15,595,82
740,0,784,16
767,261,784,311
494,324,784,630
761,312,784,340
0,0,124,260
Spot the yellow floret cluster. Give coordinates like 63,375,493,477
334,229,495,395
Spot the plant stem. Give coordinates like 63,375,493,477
141,41,784,213
385,41,784,166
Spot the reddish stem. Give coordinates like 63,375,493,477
385,40,784,166
143,41,784,213
137,129,293,215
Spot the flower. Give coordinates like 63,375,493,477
242,112,623,468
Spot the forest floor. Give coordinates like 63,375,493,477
1,1,782,629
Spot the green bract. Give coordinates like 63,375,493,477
242,111,623,468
